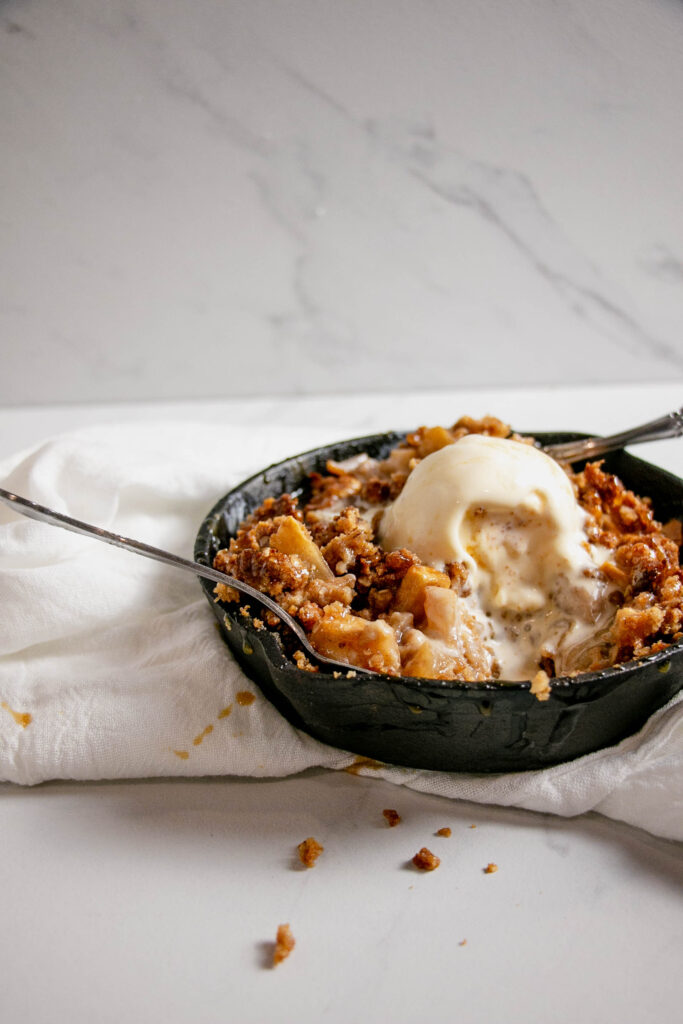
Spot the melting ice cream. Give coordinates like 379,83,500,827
380,434,614,680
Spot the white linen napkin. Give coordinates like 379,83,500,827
1,423,681,841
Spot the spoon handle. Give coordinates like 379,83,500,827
545,406,683,462
0,486,329,664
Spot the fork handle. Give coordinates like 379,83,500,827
546,407,683,462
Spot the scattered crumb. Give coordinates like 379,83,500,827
293,650,319,672
345,670,357,679
469,824,477,829
436,827,452,838
484,862,498,874
236,691,256,706
273,923,295,966
252,617,265,630
530,669,551,702
459,939,467,947
383,809,401,827
412,847,441,871
239,604,251,618
297,836,324,868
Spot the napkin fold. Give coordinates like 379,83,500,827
1,423,681,841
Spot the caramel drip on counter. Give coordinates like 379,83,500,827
218,705,233,719
236,691,255,707
1,702,32,728
173,750,190,760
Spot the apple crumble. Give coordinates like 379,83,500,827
214,416,683,683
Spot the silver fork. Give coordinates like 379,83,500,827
0,487,373,676
545,406,683,463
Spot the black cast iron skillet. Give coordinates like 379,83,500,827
194,432,683,773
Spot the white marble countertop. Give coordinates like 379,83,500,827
1,384,682,1024
2,0,683,1019
1,0,682,405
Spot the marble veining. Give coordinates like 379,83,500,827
0,0,682,404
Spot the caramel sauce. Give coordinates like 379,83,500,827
218,705,233,719
1,702,32,728
193,724,214,746
173,749,190,760
236,691,255,707
344,755,383,775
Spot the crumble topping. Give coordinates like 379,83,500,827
214,416,683,682
382,808,402,827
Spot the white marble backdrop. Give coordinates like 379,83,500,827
1,0,682,405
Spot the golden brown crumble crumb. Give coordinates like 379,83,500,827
273,923,295,966
382,809,402,827
484,862,498,874
530,669,551,702
412,847,441,871
459,939,467,947
436,827,452,838
297,836,324,868
469,824,477,829
293,649,319,672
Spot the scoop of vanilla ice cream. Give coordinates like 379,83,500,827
379,434,610,679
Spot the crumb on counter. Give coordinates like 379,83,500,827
297,837,324,868
484,862,498,874
436,827,452,838
412,847,441,871
273,923,295,966
383,808,402,827
459,939,467,947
